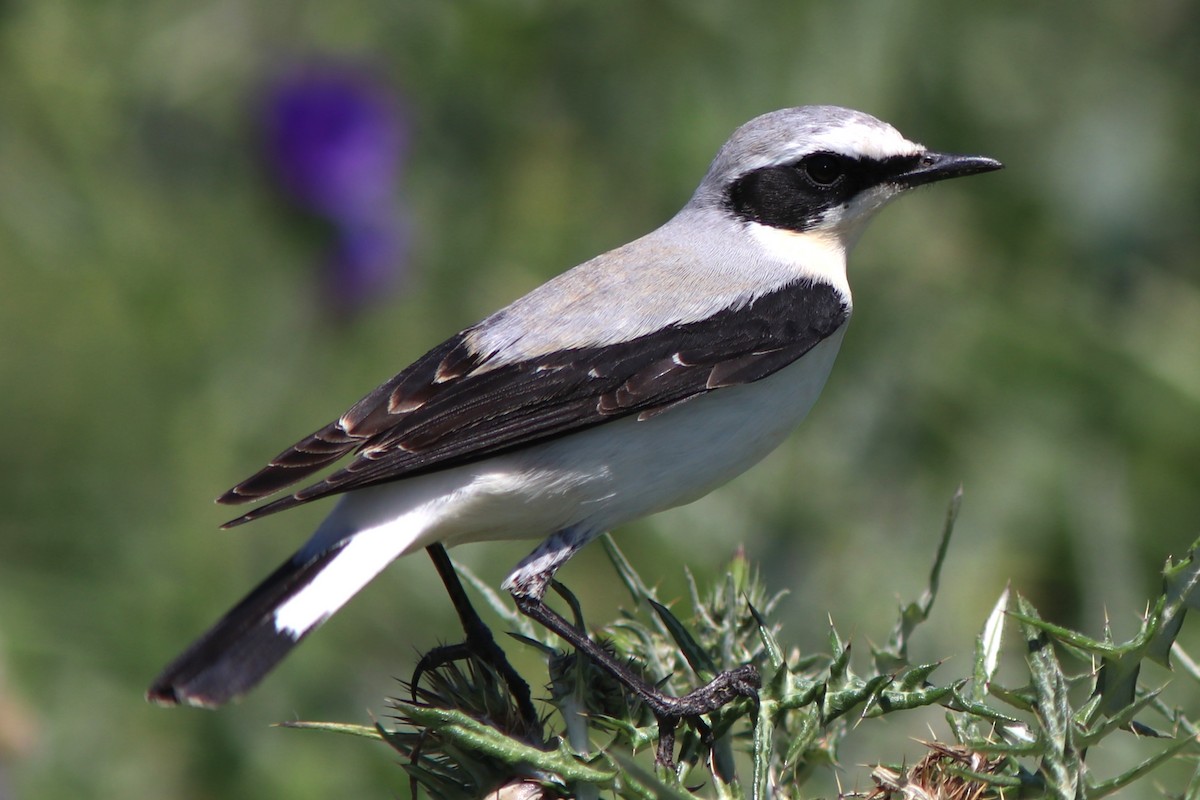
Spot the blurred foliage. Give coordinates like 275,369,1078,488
2,1,1200,798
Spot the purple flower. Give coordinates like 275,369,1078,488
261,60,410,314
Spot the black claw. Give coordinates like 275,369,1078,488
410,642,472,702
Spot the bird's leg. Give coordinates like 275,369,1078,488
503,529,760,767
413,544,539,731
511,592,760,766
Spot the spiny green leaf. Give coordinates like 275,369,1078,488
781,706,823,769
1072,693,1104,729
793,652,826,672
648,599,719,679
1085,734,1198,798
1151,537,1200,666
684,567,714,630
748,601,784,678
876,486,962,671
608,750,702,800
942,763,1025,790
974,586,1009,700
778,676,824,711
400,760,480,800
824,674,890,722
960,737,1043,757
988,682,1037,713
394,702,615,783
1169,643,1200,685
894,661,943,691
275,720,385,740
586,714,657,751
1092,596,1164,714
869,682,956,716
1008,610,1123,656
752,695,776,800
508,631,560,657
601,533,657,610
728,547,751,597
1016,594,1082,800
551,581,586,629
1075,688,1163,747
828,624,850,680
1184,752,1200,800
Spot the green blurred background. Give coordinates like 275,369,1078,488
3,1,1200,797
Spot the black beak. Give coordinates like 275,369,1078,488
894,152,1003,189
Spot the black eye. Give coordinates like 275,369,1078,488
801,153,844,186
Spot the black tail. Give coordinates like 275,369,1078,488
147,545,343,708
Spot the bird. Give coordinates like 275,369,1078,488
148,105,1001,730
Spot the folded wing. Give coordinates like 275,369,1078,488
218,279,849,526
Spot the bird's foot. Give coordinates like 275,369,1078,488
639,664,761,766
512,592,760,768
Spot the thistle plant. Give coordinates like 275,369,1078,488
287,493,1200,799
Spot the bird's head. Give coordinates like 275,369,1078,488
692,105,1002,253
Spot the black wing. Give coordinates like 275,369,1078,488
219,279,849,526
